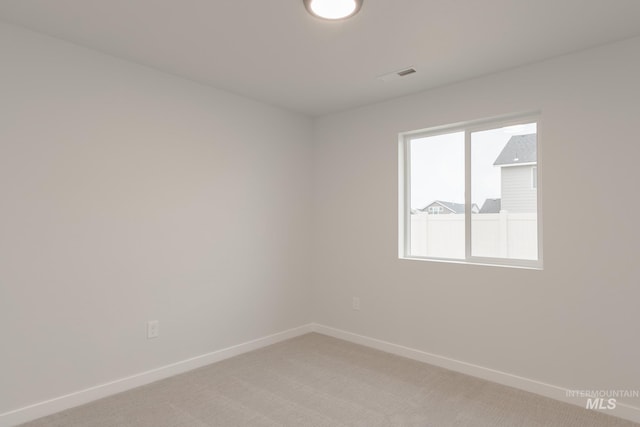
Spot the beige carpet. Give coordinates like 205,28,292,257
21,333,638,427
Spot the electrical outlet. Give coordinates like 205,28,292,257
147,320,159,339
352,297,360,311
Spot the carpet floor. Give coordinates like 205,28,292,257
21,333,638,427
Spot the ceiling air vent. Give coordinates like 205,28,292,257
377,67,417,82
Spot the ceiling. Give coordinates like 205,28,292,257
2,1,640,116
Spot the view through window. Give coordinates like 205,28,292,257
402,118,540,268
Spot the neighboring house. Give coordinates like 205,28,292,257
421,200,479,215
479,198,501,214
493,134,537,213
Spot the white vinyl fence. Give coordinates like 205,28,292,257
410,212,537,260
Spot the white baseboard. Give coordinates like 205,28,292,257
0,324,315,427
310,323,640,424
4,323,639,426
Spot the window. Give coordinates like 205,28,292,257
399,115,542,268
428,205,444,214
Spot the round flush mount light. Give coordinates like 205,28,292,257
303,0,363,20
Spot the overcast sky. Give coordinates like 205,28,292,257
410,123,536,210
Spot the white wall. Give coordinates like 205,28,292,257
0,23,312,414
312,36,640,408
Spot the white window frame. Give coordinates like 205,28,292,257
398,112,543,269
532,166,538,189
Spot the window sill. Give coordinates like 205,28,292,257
399,256,543,270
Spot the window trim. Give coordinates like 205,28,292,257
398,112,543,269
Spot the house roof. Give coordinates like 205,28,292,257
494,134,537,166
435,201,465,214
422,201,478,214
479,198,501,214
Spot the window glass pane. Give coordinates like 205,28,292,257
409,132,465,259
471,123,538,260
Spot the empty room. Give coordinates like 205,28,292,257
1,1,639,426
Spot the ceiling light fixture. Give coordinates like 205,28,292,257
303,0,363,20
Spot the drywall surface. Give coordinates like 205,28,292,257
312,36,640,410
0,23,312,413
